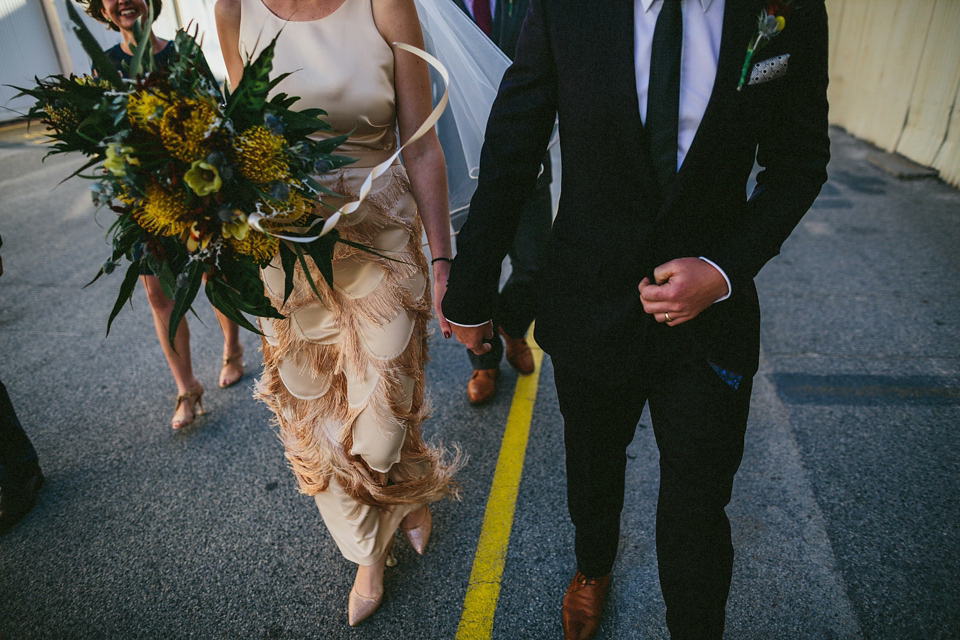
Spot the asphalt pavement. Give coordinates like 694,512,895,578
1,122,958,640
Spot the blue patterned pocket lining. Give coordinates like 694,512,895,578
708,362,743,390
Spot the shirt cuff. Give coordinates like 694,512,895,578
698,256,732,303
447,319,492,328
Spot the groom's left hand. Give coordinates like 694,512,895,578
638,258,729,326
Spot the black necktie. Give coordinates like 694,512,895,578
647,0,683,194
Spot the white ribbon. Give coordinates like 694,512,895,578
248,43,450,243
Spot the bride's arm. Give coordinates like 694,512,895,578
214,0,244,91
373,0,453,338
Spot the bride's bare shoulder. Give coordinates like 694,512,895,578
370,0,421,43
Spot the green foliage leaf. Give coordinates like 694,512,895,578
275,108,332,138
204,279,263,335
293,244,323,301
157,259,177,299
128,1,156,79
105,260,142,337
314,133,351,154
57,155,103,185
267,91,299,111
304,236,335,288
266,72,295,95
278,241,297,306
84,265,106,289
224,32,282,130
167,260,204,347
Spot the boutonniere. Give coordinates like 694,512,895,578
737,1,795,91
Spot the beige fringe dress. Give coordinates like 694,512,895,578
240,0,457,566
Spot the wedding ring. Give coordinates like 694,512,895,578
664,312,672,322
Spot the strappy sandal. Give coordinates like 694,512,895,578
219,348,244,388
172,382,205,429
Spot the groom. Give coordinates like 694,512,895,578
442,1,830,639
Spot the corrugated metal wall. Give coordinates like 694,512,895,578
0,0,64,116
0,0,223,123
828,0,960,186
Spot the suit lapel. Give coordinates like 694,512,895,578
656,0,760,218
601,0,650,190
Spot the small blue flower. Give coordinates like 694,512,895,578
270,181,290,201
264,113,285,135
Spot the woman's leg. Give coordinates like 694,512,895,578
213,307,243,387
313,477,417,611
141,275,202,425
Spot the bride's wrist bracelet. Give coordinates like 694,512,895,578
431,257,452,265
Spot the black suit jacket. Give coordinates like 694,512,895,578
443,0,830,379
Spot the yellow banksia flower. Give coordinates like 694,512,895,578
159,98,218,163
45,77,109,132
231,229,278,263
77,76,109,88
258,191,313,224
235,125,288,183
45,103,80,133
127,90,169,133
117,188,136,206
135,183,192,237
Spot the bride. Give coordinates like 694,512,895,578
216,0,464,625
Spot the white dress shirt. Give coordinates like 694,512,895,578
636,0,724,171
636,0,731,300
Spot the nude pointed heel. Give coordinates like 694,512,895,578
348,537,394,626
401,505,432,555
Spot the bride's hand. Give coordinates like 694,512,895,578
432,259,452,339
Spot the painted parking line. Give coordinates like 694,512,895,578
457,330,545,639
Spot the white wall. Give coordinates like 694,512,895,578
0,0,227,123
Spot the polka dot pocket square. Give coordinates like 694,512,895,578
748,54,790,86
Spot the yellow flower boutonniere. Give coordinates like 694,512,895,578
737,1,795,91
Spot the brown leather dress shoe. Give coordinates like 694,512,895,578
500,329,535,374
562,571,611,640
467,368,499,405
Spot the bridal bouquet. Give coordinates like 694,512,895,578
15,2,354,343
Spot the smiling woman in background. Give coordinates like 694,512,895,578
82,0,246,430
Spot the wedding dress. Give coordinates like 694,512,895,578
238,0,457,565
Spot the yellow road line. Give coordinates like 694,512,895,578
456,330,544,640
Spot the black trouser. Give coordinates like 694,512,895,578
0,379,40,487
552,330,752,640
468,169,553,370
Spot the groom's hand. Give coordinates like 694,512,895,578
449,320,495,356
638,258,729,326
